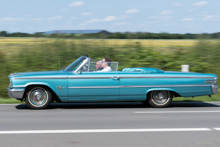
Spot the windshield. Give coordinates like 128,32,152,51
64,56,87,72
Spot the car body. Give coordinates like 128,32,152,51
8,56,218,109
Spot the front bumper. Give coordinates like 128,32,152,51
7,88,25,99
211,85,219,94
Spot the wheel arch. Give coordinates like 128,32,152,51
23,84,62,102
146,88,182,99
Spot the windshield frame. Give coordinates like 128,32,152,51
64,56,90,72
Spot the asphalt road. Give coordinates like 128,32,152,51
0,102,220,147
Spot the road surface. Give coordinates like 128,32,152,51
0,102,220,147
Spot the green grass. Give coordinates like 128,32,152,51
173,95,220,102
173,91,220,102
0,97,25,104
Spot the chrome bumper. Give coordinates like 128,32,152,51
211,85,218,94
7,88,25,99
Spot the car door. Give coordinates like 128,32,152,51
68,72,120,102
119,72,148,101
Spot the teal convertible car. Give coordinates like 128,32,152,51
8,55,218,109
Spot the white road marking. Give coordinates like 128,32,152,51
213,128,220,131
134,111,220,114
0,128,212,134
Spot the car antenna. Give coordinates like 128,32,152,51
58,52,60,70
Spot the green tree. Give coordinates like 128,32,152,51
0,31,8,37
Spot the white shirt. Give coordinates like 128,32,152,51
101,66,112,72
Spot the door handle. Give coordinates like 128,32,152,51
112,76,119,81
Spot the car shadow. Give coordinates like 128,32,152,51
15,101,220,110
15,102,149,110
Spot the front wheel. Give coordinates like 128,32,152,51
147,90,173,108
25,86,52,109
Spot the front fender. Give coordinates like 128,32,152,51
24,82,56,93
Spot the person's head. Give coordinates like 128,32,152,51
102,57,111,68
95,60,102,70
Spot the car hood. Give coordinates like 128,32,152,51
9,71,68,78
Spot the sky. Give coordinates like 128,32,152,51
0,0,220,34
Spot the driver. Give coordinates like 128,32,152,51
101,57,112,72
95,60,103,71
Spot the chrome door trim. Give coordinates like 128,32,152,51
120,85,210,88
69,86,120,89
119,76,215,79
68,76,215,79
69,85,211,89
12,77,67,79
68,76,112,79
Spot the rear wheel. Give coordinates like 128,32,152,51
25,86,52,109
147,90,173,108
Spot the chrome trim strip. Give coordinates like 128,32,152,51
7,88,25,99
69,86,120,89
12,77,67,79
12,85,26,88
68,76,112,79
120,76,215,79
120,85,210,88
69,76,215,79
12,76,215,80
69,85,211,89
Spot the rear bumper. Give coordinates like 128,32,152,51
7,88,25,100
211,85,218,94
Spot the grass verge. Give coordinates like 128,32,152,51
0,97,25,104
173,96,220,102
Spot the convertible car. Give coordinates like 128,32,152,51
8,55,218,109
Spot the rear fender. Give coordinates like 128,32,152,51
146,88,182,97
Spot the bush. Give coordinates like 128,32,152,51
1,39,220,97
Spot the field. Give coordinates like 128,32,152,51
0,38,196,55
0,37,220,103
0,37,216,56
0,37,219,46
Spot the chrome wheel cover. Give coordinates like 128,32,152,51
30,89,47,105
152,91,168,104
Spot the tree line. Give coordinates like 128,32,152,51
1,30,220,39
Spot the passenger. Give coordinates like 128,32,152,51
101,57,112,72
95,60,103,71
